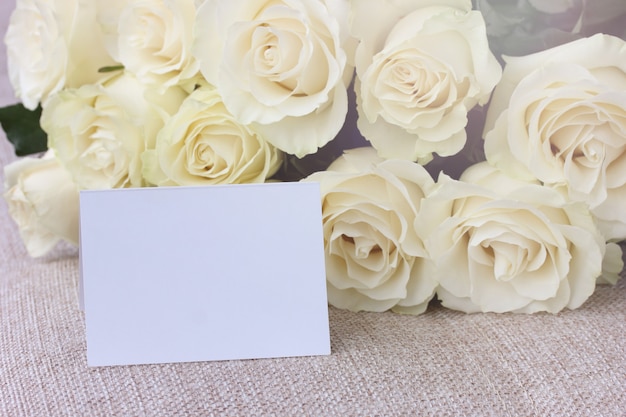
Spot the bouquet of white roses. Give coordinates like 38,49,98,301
2,0,625,314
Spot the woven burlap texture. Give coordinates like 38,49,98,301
1,1,625,415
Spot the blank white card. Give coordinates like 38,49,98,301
79,182,330,367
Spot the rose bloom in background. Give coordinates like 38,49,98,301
193,0,353,157
483,34,626,242
41,72,186,190
4,0,115,110
3,151,79,257
142,83,282,186
351,0,501,163
417,162,620,314
96,0,201,91
303,147,438,314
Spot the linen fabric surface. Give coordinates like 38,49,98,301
1,1,625,416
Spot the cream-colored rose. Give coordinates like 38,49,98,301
42,72,186,190
418,162,606,313
322,0,357,67
484,34,626,241
3,151,79,257
351,0,501,163
461,162,623,286
143,84,282,186
303,147,437,314
192,0,350,157
99,0,199,90
5,0,115,110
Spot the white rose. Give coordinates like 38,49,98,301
3,151,79,257
351,0,501,163
99,0,200,90
5,0,115,110
418,162,606,313
192,0,350,157
142,84,282,186
303,147,437,314
322,0,358,67
41,72,186,190
483,34,626,241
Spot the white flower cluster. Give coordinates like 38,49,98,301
2,0,624,313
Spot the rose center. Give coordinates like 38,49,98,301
477,238,534,282
188,133,235,177
250,24,301,91
342,234,382,259
578,139,605,166
376,51,452,110
127,11,166,52
81,141,115,171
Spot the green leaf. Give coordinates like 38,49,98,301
98,65,124,73
0,103,48,156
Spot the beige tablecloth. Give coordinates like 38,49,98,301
1,1,625,415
